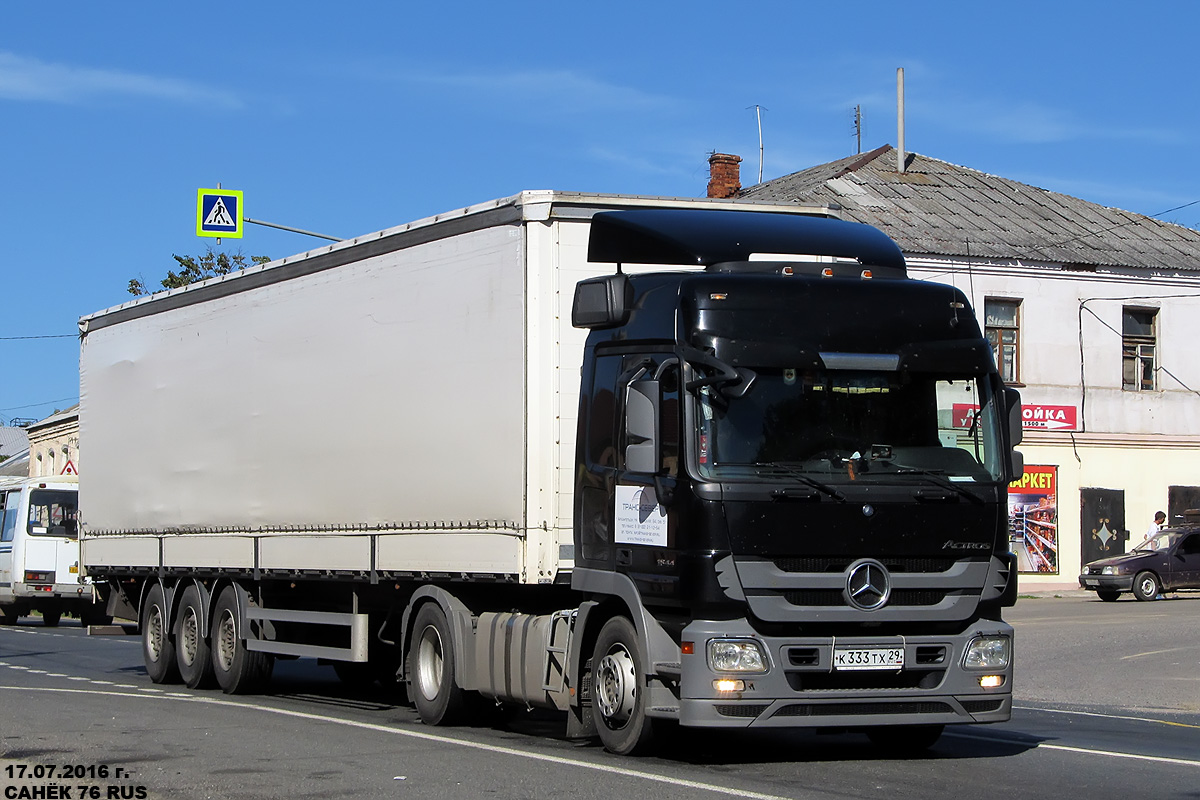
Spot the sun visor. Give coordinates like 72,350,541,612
897,339,994,374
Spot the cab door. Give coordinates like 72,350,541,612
23,488,81,593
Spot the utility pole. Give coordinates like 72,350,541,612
854,104,863,154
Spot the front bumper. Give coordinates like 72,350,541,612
1078,574,1134,592
676,618,1013,729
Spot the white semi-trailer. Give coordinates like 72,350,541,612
80,191,1022,754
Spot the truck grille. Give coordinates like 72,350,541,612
782,589,948,607
774,557,955,574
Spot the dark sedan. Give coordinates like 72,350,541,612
1079,528,1200,601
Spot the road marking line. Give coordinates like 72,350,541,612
1014,704,1200,730
0,686,796,800
1119,646,1200,660
1036,742,1200,767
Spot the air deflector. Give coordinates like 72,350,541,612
587,209,907,272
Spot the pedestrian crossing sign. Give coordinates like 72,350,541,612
196,188,244,238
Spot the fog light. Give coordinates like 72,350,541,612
963,635,1011,669
713,679,745,692
979,674,1004,688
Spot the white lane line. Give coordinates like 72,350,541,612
1036,742,1200,767
1014,704,1200,730
0,686,795,800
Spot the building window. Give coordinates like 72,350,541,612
985,299,1020,383
1122,307,1157,391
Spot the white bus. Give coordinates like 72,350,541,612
0,475,107,626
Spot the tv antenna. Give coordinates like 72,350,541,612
748,104,767,183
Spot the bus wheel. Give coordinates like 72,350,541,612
592,616,655,755
210,586,273,694
142,584,180,684
174,585,216,689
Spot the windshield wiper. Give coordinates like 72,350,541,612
890,467,984,505
753,463,846,502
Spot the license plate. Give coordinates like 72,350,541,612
833,647,904,671
1085,579,1099,586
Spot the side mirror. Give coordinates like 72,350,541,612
572,274,632,329
625,379,660,474
1004,387,1023,482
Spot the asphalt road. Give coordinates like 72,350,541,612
2,593,1198,800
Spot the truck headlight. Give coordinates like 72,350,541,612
707,639,767,673
963,636,1010,670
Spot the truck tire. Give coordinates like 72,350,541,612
41,610,62,627
408,603,465,725
591,616,655,755
174,585,216,689
141,584,181,684
0,605,18,625
210,586,273,694
866,724,944,753
1132,571,1161,602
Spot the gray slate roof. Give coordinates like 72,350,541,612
0,427,29,459
740,145,1200,273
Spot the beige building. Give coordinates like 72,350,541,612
27,405,80,479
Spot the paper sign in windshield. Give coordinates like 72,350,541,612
615,485,667,546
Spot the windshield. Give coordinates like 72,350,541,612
1133,532,1173,552
694,367,1005,483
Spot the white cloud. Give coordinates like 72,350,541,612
0,52,243,109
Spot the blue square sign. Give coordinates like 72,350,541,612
197,189,243,238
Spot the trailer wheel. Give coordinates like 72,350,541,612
592,616,655,755
210,586,273,694
408,603,465,725
174,585,215,689
41,610,62,627
141,584,181,684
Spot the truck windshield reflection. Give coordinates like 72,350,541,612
695,368,1004,483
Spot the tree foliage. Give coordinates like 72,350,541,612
128,249,270,296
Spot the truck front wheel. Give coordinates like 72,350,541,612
141,584,180,684
591,616,654,755
210,586,273,694
409,603,465,725
174,585,215,689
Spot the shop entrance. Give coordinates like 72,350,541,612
1080,488,1126,568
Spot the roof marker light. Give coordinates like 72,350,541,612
710,293,728,301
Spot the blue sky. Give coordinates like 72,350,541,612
2,1,1198,425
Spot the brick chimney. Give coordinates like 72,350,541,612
707,153,742,199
